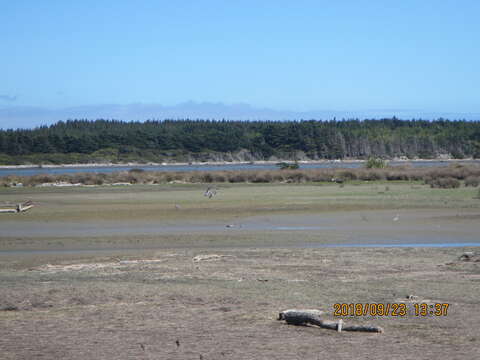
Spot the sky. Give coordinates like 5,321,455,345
1,0,479,128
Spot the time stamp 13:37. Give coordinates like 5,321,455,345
333,303,450,317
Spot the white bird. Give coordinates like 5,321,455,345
393,214,400,222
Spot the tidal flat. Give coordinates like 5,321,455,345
0,183,479,359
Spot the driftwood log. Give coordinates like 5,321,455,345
0,201,34,214
278,309,383,333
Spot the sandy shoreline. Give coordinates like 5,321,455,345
0,158,477,169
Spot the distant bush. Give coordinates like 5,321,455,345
200,172,214,183
465,176,480,187
357,169,385,181
228,172,248,183
338,170,357,181
269,171,286,182
4,163,480,187
385,170,409,181
251,172,273,183
26,174,57,185
365,157,387,169
71,173,104,185
426,177,461,189
211,172,227,183
284,170,307,183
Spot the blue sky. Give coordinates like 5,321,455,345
1,0,479,127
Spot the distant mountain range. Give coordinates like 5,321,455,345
0,101,479,129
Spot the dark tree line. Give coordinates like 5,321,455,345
0,118,479,164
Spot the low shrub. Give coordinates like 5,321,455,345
269,171,286,182
385,170,409,181
357,169,385,181
200,172,214,183
338,170,357,181
228,172,248,183
307,169,335,182
30,174,57,185
465,176,480,187
365,157,387,169
251,172,273,183
211,172,227,182
284,171,307,183
426,177,461,189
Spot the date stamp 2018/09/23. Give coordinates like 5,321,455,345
333,303,450,317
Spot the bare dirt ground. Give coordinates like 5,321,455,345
0,247,479,359
1,183,479,359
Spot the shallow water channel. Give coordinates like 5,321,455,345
1,210,479,255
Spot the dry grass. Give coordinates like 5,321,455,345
0,247,479,359
2,164,480,187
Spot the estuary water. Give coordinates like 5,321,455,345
1,160,479,177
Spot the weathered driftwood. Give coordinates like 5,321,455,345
278,309,383,333
0,201,34,214
0,208,17,214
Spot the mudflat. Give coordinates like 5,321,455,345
0,183,479,359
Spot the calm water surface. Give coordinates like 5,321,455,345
1,160,479,177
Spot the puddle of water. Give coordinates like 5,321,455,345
275,226,326,231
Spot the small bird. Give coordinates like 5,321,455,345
204,186,217,198
175,339,180,347
393,214,400,222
